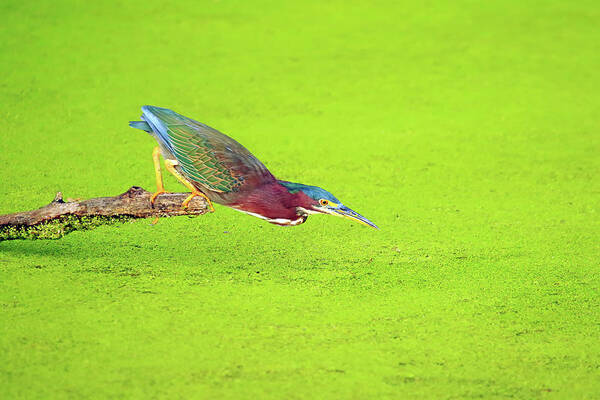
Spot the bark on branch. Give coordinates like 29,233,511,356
0,186,209,241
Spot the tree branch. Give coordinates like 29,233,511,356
0,186,209,241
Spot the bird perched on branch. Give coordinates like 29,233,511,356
129,106,377,229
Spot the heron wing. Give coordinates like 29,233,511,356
142,106,274,193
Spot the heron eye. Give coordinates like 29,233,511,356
319,199,329,206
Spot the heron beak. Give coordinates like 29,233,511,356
333,205,379,229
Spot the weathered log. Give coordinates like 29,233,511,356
0,186,209,241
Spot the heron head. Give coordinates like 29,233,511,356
279,181,378,229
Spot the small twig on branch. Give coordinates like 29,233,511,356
0,186,209,241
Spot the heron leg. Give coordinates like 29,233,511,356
163,160,215,212
150,147,171,205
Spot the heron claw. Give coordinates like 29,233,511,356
150,190,171,206
182,192,215,212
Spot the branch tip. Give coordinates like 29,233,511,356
52,192,64,203
123,186,147,198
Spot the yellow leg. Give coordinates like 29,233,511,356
150,147,171,205
164,160,215,212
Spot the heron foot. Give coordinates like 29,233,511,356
182,192,215,212
150,190,171,206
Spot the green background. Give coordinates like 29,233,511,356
1,0,599,398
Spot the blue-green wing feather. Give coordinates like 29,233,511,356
141,106,274,193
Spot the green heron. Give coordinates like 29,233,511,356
130,106,377,229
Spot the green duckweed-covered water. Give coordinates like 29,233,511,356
1,1,599,398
